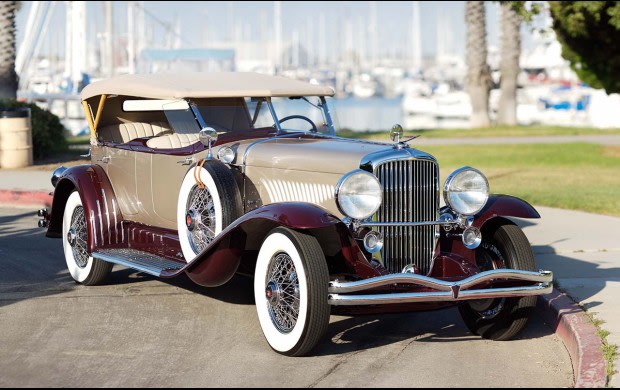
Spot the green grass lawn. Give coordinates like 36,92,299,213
418,142,620,217
340,125,620,140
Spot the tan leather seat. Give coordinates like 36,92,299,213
146,133,200,149
98,121,172,144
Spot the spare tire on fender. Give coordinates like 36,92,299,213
177,160,243,262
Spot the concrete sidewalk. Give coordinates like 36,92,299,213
514,207,620,387
0,169,53,192
0,169,53,207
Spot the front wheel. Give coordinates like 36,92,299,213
254,227,330,356
458,222,537,341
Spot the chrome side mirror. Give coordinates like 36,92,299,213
390,124,403,143
199,127,218,159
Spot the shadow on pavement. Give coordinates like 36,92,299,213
312,306,554,356
0,211,75,308
533,244,619,306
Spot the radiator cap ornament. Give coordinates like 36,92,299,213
390,124,418,149
390,124,403,143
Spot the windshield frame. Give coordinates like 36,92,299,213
164,95,337,137
249,96,337,136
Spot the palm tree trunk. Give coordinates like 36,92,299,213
498,2,521,126
466,1,491,127
0,1,18,99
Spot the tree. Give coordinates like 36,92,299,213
549,1,620,94
0,1,18,99
497,2,522,125
466,1,491,127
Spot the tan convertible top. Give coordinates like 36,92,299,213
81,72,335,100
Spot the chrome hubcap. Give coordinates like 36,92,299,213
67,227,77,247
186,209,199,231
186,185,217,254
266,281,280,305
69,206,89,268
266,252,300,334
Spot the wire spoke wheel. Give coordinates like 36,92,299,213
62,191,111,285
254,228,330,356
70,206,89,268
186,185,217,254
266,252,300,333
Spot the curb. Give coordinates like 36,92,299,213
0,189,52,208
538,289,607,387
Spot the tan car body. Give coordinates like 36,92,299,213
94,135,389,230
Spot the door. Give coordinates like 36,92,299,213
103,146,139,216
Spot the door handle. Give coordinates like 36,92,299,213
97,156,111,164
177,157,194,165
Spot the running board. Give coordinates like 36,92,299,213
92,248,185,277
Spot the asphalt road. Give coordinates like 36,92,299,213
0,207,573,387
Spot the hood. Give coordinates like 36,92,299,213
244,135,392,175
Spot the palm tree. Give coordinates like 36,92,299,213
0,1,18,99
498,2,521,126
465,1,491,127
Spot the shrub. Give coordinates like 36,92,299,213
0,99,67,160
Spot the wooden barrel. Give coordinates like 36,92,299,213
0,108,33,168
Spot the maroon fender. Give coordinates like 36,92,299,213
441,194,540,263
172,202,380,287
472,194,540,229
47,164,124,252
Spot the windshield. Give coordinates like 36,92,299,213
163,96,339,136
248,96,338,135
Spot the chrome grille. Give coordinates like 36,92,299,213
375,159,439,274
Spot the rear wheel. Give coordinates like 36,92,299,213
62,191,112,285
458,222,537,341
254,227,330,356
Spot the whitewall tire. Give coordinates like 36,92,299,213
62,191,111,285
177,161,243,262
254,227,330,356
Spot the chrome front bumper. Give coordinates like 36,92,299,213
327,269,553,306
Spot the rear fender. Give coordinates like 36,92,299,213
182,202,381,287
47,164,123,252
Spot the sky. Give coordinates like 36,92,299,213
16,1,511,62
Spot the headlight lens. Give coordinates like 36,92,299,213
217,146,236,164
443,167,489,215
336,170,382,220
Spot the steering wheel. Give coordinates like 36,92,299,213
277,115,318,133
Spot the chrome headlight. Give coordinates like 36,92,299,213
217,146,235,164
443,167,489,216
51,166,67,187
335,170,382,220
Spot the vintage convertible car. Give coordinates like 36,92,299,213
38,72,552,356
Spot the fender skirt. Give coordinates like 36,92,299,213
170,203,350,287
46,164,124,252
